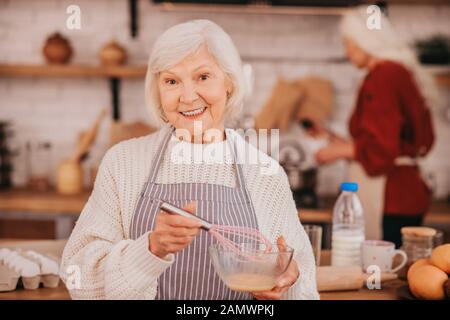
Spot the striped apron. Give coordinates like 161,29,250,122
130,125,259,300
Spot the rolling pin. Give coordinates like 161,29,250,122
316,266,399,292
317,266,364,292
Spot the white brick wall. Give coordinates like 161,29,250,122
0,0,449,198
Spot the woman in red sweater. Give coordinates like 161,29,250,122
315,7,438,247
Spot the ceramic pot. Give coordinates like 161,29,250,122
42,32,73,64
99,40,127,66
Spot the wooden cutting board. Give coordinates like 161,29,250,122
109,121,156,147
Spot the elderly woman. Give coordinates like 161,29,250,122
61,20,319,300
315,8,437,247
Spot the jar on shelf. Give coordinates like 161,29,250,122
26,140,52,191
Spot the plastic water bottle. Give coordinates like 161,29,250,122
331,182,365,267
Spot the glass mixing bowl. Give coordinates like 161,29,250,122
209,242,294,292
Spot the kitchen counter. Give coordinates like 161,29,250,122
0,239,408,300
0,280,406,300
1,188,448,225
1,188,449,240
0,188,90,239
299,199,450,247
299,198,450,226
0,188,90,214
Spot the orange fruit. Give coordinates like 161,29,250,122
408,264,448,300
407,258,431,280
430,244,450,274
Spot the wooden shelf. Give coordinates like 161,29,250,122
435,73,450,87
0,64,147,79
2,63,448,86
299,200,450,227
423,65,450,87
0,63,448,122
0,63,148,120
154,3,350,16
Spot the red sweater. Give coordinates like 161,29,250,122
349,61,435,216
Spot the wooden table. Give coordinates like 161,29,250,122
320,279,406,300
318,251,407,300
0,239,407,300
0,280,405,300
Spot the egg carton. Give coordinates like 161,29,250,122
0,248,60,292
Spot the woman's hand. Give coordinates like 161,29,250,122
251,236,300,300
315,140,355,165
148,201,201,259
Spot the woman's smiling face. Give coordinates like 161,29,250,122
158,45,232,141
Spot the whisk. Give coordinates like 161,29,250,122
160,201,272,259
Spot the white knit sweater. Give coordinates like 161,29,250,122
60,124,320,300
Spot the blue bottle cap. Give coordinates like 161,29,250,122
340,182,358,192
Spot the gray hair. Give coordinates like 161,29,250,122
340,6,440,109
145,19,246,127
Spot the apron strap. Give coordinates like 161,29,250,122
227,129,253,203
147,124,175,183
